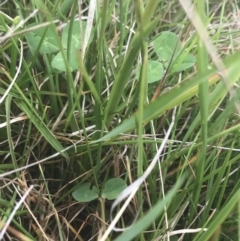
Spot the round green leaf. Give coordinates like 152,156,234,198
25,26,59,54
62,21,94,49
51,21,94,72
137,60,163,84
172,53,196,73
147,60,164,83
72,182,98,202
153,31,181,61
101,178,127,200
51,49,79,72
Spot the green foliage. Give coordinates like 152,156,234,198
137,60,164,83
153,31,196,75
26,26,59,53
26,21,95,71
72,178,127,202
137,31,196,83
1,0,240,240
114,177,184,241
72,182,98,202
101,178,127,200
153,31,182,61
52,21,94,71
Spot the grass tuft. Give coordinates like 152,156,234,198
0,0,240,240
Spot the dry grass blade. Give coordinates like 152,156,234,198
178,0,240,113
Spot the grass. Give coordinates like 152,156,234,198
0,0,240,240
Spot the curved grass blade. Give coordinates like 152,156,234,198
195,189,240,241
113,176,184,241
16,100,69,161
104,18,159,126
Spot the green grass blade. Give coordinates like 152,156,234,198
113,175,184,241
100,50,240,142
190,0,209,224
195,189,240,241
16,100,69,160
104,18,159,126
